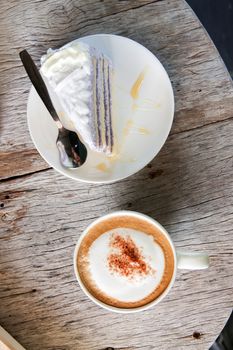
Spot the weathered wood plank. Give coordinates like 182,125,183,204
1,118,233,350
0,0,233,179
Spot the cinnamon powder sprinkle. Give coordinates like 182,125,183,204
107,234,154,278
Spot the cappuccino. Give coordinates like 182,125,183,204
76,214,175,309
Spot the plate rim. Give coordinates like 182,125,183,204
27,33,175,184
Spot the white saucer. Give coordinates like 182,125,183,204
27,34,174,183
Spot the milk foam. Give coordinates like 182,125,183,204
88,228,165,303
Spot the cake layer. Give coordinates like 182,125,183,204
41,42,113,154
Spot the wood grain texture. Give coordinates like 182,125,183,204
0,0,233,179
1,118,233,350
0,1,233,350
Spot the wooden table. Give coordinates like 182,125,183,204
1,1,233,349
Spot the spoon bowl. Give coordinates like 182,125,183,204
56,127,87,168
19,49,87,168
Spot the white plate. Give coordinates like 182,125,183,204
27,34,174,183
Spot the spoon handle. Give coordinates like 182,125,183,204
19,49,60,122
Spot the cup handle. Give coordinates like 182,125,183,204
177,251,209,270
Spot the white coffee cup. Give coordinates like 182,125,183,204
73,211,209,313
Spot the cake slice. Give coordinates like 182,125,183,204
40,42,114,154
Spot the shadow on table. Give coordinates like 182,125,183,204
210,311,233,350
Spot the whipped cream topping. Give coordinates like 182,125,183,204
40,42,113,154
88,228,165,303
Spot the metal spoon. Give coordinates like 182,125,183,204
19,49,87,168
